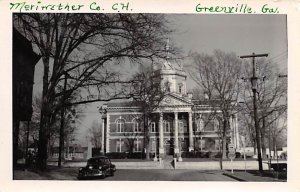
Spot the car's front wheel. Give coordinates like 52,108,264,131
101,170,107,179
110,169,114,176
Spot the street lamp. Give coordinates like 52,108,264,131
250,77,258,91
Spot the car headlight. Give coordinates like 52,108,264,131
88,165,93,169
79,168,83,171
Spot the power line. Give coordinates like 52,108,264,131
265,50,287,63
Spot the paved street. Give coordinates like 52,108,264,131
100,169,236,181
14,168,236,181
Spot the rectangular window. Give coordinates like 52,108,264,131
151,122,156,132
117,120,125,132
134,139,141,152
201,140,205,150
116,140,124,152
133,122,141,132
178,121,184,133
151,140,157,152
164,121,170,132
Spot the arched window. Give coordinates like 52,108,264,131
164,81,171,92
132,119,141,132
116,119,125,132
178,83,183,94
196,118,204,132
178,121,184,133
163,121,170,132
214,119,220,131
151,122,156,132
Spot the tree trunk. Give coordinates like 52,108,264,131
219,142,223,170
144,113,150,160
219,156,223,170
222,120,227,159
253,140,257,155
261,118,267,159
222,137,227,159
145,117,151,160
37,57,50,170
261,136,267,160
37,114,49,170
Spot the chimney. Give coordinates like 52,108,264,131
187,92,193,99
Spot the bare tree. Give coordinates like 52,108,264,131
14,13,172,169
30,94,80,157
240,59,287,159
189,50,242,169
88,121,102,149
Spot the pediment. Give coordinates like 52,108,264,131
160,94,192,106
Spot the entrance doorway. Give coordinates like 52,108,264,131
164,139,174,155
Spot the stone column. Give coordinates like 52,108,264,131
188,112,194,152
101,118,105,153
106,114,110,153
159,112,164,156
174,112,179,155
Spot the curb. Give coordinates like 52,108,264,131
222,173,247,181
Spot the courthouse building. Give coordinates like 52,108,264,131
99,55,240,159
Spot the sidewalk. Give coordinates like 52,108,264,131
175,160,270,170
223,170,287,182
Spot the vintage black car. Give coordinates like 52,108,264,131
77,156,116,179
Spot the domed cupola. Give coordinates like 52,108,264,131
154,39,187,96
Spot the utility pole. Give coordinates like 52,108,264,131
58,72,68,167
240,53,268,174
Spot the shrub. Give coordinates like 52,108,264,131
214,152,222,158
181,151,215,158
106,152,126,159
127,152,145,159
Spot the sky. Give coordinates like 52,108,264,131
32,14,288,146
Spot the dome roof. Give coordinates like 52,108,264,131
156,59,186,77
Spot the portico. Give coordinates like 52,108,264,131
157,109,194,158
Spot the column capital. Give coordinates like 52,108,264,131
159,112,163,118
